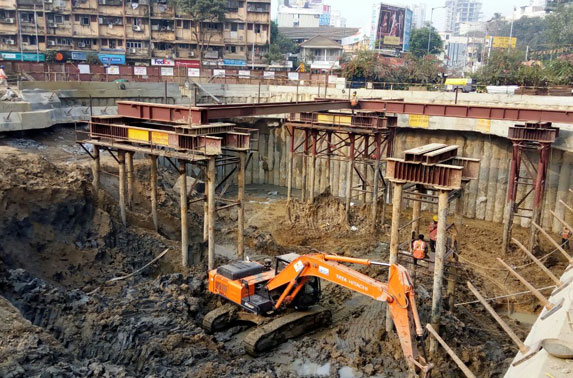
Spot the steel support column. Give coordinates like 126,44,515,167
529,143,551,250
207,157,216,270
326,131,332,192
238,151,246,260
386,181,403,332
92,145,100,199
345,133,355,212
287,127,295,201
430,190,450,356
502,142,522,253
179,160,189,268
371,134,382,231
118,151,127,226
309,130,318,203
126,151,134,209
150,155,159,233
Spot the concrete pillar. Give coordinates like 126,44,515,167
150,155,159,233
179,160,189,268
207,157,216,271
309,131,317,203
238,152,246,260
554,152,572,232
362,136,369,204
92,145,100,198
386,181,403,332
126,151,134,209
287,127,295,201
503,143,521,253
430,190,449,356
118,151,127,226
345,134,355,212
530,143,551,250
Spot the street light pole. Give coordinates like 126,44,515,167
427,5,447,55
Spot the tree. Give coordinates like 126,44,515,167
474,49,525,85
545,4,573,47
169,0,226,64
341,50,379,81
265,21,298,64
409,26,443,58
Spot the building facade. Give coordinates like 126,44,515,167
0,0,271,66
410,3,426,29
445,0,482,35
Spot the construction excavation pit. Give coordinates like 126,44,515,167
1,98,572,378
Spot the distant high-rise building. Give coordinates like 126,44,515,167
410,4,427,29
445,0,482,35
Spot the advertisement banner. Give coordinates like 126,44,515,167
188,68,200,77
402,8,413,52
160,67,174,76
213,69,226,77
151,58,175,66
106,65,120,75
238,70,250,78
175,59,200,68
370,3,410,51
134,66,147,76
71,51,87,61
98,54,125,65
0,52,45,62
78,64,90,74
223,59,246,67
288,72,299,81
263,71,275,79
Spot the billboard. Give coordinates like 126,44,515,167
369,3,412,52
488,36,517,49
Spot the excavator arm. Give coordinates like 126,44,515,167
266,253,431,373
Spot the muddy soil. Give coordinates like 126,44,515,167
0,125,566,377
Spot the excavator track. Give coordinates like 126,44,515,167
243,306,332,356
202,303,238,333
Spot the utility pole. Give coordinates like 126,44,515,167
427,6,447,55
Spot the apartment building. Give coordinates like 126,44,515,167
445,0,482,35
0,0,271,66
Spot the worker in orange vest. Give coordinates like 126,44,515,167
412,234,428,262
428,215,438,252
563,226,571,251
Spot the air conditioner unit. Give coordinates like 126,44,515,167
77,42,86,47
5,39,15,45
132,25,142,31
4,18,15,24
48,40,56,46
187,51,194,57
45,0,53,3
129,47,137,53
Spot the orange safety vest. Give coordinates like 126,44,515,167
412,240,427,260
563,228,572,239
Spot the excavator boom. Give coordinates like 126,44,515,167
266,253,425,365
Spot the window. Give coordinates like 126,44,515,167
55,15,63,24
226,45,236,53
109,39,117,48
231,23,237,32
247,23,253,31
255,24,260,33
127,41,142,49
177,20,182,27
101,39,108,46
225,23,230,30
262,24,267,31
91,15,97,22
239,46,244,52
81,16,89,26
238,23,244,30
183,20,190,29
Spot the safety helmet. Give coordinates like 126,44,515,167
432,215,438,222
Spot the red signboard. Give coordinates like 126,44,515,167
175,59,201,68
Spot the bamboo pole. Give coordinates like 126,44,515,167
426,324,476,378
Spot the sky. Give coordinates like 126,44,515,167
271,0,523,32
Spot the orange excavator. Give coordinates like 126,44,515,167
204,252,433,376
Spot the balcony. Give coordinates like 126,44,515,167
223,31,247,44
16,0,43,9
175,28,196,41
126,24,150,39
99,23,126,38
125,0,149,17
151,30,175,41
151,3,174,17
246,12,269,23
72,23,98,37
0,22,17,34
72,42,98,51
72,0,98,11
20,22,44,34
126,47,150,57
0,0,18,9
47,23,73,36
151,49,173,58
175,49,197,59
